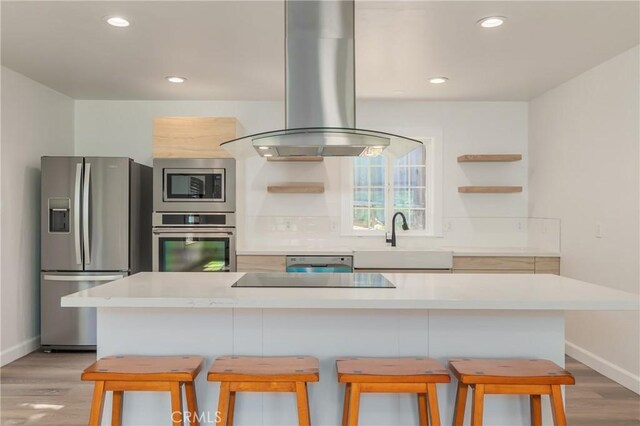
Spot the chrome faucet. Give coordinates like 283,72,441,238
386,212,409,247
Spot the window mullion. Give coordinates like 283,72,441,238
386,156,393,228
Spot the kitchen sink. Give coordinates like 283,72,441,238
353,248,453,269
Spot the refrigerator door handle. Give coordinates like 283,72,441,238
83,162,91,265
43,274,125,282
74,163,82,265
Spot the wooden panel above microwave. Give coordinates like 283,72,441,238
153,117,240,158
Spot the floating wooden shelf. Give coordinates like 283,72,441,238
267,182,325,194
267,157,323,162
459,186,523,193
457,154,522,163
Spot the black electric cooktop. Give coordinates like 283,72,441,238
231,273,395,288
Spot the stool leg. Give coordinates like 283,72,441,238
426,383,441,426
170,382,184,426
295,382,311,426
88,380,106,426
347,383,361,426
111,390,123,426
216,382,231,426
550,385,567,426
471,384,485,426
452,383,468,426
184,382,199,426
417,393,428,426
530,394,542,426
227,391,236,426
341,383,352,426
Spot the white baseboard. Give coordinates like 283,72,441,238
566,340,640,394
0,335,40,367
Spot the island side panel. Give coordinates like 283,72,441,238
429,310,565,426
96,308,564,426
260,309,430,426
96,307,235,426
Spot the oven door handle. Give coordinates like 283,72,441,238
153,229,234,236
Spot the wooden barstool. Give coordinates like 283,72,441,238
208,355,319,426
336,357,451,426
449,358,575,426
81,355,204,426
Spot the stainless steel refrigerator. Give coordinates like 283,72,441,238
40,157,152,350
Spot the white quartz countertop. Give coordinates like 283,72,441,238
236,247,560,257
61,272,637,310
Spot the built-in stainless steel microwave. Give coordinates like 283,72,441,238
153,158,236,212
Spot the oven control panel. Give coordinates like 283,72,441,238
152,212,236,227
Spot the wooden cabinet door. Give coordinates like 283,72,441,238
153,117,239,158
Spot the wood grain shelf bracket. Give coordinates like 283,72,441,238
458,186,523,194
267,157,324,162
267,182,325,194
457,154,522,162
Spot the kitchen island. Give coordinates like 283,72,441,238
63,272,638,426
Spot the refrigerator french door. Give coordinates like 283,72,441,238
41,157,131,272
40,156,151,349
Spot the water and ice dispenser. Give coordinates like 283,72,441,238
48,198,70,233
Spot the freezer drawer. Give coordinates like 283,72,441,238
40,272,126,348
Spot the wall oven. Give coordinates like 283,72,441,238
153,158,236,213
152,213,236,272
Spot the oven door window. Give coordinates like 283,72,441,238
159,236,230,272
164,169,224,201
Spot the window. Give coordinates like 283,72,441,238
342,137,441,236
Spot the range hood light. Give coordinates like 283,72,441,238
361,146,387,157
258,146,269,150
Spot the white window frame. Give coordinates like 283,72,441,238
341,133,443,237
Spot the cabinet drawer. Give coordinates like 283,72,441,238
535,257,560,275
453,256,535,271
236,255,286,272
453,269,533,274
355,269,451,273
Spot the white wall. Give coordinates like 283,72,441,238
0,67,75,365
529,46,640,392
75,100,529,248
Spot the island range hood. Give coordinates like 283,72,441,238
221,0,422,159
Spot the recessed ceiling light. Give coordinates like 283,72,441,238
166,76,186,84
429,77,448,84
105,16,130,28
478,16,506,28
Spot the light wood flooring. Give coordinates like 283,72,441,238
1,351,638,425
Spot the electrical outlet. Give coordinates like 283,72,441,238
595,223,603,239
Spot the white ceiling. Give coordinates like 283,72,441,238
2,1,638,101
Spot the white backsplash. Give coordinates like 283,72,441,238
241,216,561,253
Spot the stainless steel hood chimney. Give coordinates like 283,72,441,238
221,0,422,158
